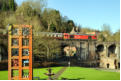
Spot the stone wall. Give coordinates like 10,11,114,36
99,54,118,69
96,42,120,69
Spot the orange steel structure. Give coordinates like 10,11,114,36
8,24,32,80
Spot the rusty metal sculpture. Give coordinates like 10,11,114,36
44,67,55,80
8,24,32,80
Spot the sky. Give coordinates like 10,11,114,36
15,0,120,33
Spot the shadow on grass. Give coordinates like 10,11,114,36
61,77,85,80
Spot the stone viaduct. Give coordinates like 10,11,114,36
61,40,120,69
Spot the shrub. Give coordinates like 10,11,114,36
33,62,41,68
0,60,8,70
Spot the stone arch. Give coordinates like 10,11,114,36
108,44,116,57
96,44,104,53
63,46,77,57
107,63,110,68
61,44,70,57
61,43,78,62
95,44,104,60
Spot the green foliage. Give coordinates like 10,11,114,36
42,8,62,32
0,12,6,28
0,0,9,11
50,24,56,32
97,24,120,42
15,2,34,17
66,20,75,32
0,0,17,32
0,0,17,11
2,1,7,11
9,0,17,11
42,8,75,33
0,0,76,33
97,33,106,41
112,29,120,42
4,0,46,33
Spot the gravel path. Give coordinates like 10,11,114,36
52,67,67,80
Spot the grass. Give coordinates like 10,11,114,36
33,67,62,80
0,70,8,80
59,67,120,80
0,67,62,80
0,67,120,80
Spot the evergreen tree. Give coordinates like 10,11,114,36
11,0,15,11
9,0,12,10
2,1,7,11
9,0,15,11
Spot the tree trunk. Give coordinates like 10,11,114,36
48,24,50,31
0,54,2,62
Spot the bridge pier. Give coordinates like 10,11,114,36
88,41,96,60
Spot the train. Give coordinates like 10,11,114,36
36,32,97,40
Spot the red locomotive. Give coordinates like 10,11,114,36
63,33,97,40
